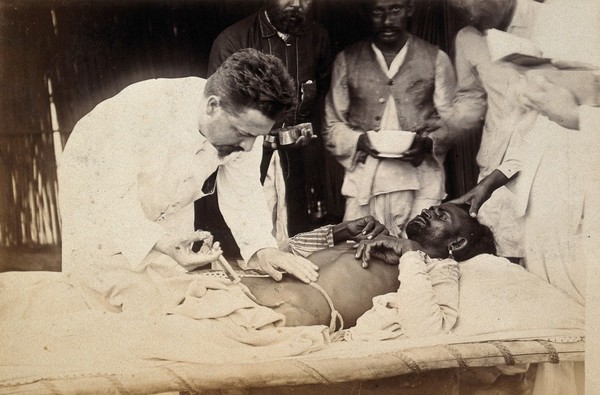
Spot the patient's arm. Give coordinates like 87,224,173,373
283,225,335,259
282,216,388,258
395,251,459,337
346,251,460,340
241,244,399,328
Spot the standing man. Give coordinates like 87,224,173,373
452,2,600,393
59,49,319,287
196,0,332,254
324,0,456,237
447,0,542,260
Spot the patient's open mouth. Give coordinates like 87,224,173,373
411,214,428,226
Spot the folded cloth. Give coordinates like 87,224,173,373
0,268,330,385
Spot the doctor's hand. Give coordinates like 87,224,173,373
155,230,223,271
449,169,510,217
249,248,319,283
332,216,389,244
354,236,421,268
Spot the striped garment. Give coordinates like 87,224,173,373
281,225,336,258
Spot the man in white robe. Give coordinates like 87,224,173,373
452,2,600,393
58,49,319,289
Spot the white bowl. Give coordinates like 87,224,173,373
367,130,416,155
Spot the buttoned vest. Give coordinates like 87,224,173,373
344,36,438,132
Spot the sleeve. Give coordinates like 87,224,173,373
60,154,167,271
323,52,363,170
310,28,333,134
447,29,488,134
112,182,166,269
344,251,459,341
428,50,458,163
207,31,240,76
69,113,168,270
281,225,335,257
495,123,525,179
579,105,600,135
217,140,278,263
316,29,333,98
494,105,541,178
578,104,600,181
396,251,459,337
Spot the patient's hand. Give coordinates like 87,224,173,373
332,216,389,244
248,248,319,283
354,236,421,268
155,230,223,271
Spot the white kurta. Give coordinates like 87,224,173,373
497,0,600,305
58,77,277,275
451,0,541,257
493,3,599,394
581,105,600,395
324,40,456,235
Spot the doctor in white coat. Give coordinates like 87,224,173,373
58,49,319,288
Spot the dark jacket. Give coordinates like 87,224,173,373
208,7,331,128
198,7,332,246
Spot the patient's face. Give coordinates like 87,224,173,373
406,203,469,248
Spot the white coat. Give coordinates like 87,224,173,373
58,77,277,274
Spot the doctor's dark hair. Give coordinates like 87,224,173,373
205,48,297,120
452,203,497,262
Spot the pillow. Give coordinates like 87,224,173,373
454,254,584,337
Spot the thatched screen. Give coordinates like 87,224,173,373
0,0,478,248
0,3,60,247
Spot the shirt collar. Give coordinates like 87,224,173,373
370,36,411,78
259,8,278,38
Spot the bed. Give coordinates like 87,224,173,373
0,254,584,394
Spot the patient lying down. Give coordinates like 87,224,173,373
238,203,496,337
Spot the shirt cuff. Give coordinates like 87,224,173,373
495,162,519,179
284,225,335,257
398,250,428,280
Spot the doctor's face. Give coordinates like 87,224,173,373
204,100,275,158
